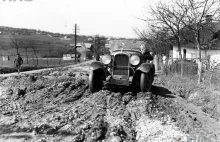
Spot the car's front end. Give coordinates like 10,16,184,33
101,49,142,87
89,48,154,93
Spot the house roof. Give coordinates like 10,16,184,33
180,20,220,49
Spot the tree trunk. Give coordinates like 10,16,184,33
36,54,38,66
197,44,202,84
181,55,183,78
178,45,183,78
176,36,183,78
33,52,38,66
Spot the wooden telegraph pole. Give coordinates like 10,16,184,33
74,24,77,63
73,24,79,63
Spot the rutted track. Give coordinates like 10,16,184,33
0,61,219,142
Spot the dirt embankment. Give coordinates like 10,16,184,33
0,62,219,142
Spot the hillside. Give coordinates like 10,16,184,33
0,26,96,57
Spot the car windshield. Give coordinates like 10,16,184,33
111,48,141,55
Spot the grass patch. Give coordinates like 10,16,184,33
0,66,52,74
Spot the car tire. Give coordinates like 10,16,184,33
89,70,103,93
140,72,152,92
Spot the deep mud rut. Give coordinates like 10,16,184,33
0,61,219,142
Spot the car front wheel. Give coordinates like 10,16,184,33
140,72,152,92
89,70,103,93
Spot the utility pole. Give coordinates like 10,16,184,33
73,24,80,63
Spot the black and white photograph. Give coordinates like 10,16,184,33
0,0,220,141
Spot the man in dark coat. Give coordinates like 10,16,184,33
140,45,153,61
14,53,23,74
140,45,155,82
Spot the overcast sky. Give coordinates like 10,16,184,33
0,0,156,38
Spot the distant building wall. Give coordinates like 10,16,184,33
63,54,79,60
172,46,220,60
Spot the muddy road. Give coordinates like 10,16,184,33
0,61,219,142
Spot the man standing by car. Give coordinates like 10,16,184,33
140,45,155,82
140,44,153,61
14,53,23,74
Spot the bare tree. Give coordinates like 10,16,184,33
10,36,22,54
148,0,188,58
20,38,30,64
93,35,107,55
46,42,53,66
140,0,188,77
134,27,172,71
27,39,38,66
178,0,220,83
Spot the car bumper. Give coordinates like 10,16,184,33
109,78,129,86
105,75,132,86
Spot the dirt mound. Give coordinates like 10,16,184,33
0,64,220,141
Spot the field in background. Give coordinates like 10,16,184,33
0,32,93,68
0,33,91,57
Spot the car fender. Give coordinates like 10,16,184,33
89,61,106,80
137,63,152,73
132,63,152,85
90,61,105,70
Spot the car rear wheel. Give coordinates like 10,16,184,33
89,70,103,93
140,72,152,92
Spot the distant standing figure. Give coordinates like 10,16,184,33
14,53,23,74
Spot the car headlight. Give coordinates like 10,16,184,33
101,55,111,64
130,55,140,65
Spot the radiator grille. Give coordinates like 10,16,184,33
113,54,129,75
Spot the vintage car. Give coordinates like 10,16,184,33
89,48,155,93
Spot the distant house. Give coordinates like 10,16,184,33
36,31,41,35
63,43,94,60
2,56,10,61
171,15,220,60
53,34,60,37
63,49,81,60
78,43,94,60
60,35,72,41
171,46,220,60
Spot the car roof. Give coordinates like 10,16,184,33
111,48,141,55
